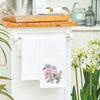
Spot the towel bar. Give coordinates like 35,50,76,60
13,33,73,42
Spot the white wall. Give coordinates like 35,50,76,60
48,0,91,11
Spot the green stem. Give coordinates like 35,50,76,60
90,73,92,97
80,67,83,90
75,68,79,100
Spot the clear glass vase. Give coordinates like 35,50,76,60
85,6,96,27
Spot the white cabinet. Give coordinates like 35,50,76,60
9,27,72,100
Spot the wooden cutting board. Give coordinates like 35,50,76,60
2,15,72,23
4,20,77,28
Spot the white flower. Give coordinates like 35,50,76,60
81,45,100,73
72,38,100,73
71,48,85,69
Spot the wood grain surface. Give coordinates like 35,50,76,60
4,21,77,28
2,15,72,23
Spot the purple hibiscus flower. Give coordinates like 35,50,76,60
45,64,51,70
48,77,54,83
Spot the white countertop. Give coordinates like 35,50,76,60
72,25,100,31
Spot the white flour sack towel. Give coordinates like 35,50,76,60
21,36,40,80
40,34,66,88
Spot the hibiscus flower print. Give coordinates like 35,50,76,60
43,64,62,84
52,66,57,70
45,71,51,78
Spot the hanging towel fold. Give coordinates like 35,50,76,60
32,7,70,15
21,36,40,80
40,35,66,88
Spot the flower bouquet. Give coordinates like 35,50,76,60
43,64,62,84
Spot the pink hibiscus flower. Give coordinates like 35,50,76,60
52,66,57,70
45,71,51,77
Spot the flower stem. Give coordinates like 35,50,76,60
90,72,92,98
80,67,83,90
75,68,79,100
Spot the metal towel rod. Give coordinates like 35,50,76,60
13,33,73,42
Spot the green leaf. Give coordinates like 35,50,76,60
92,70,100,87
80,90,85,100
83,70,100,92
84,84,90,100
45,77,48,80
0,37,11,49
43,67,46,70
96,87,100,98
56,79,60,84
72,86,77,100
0,24,7,29
0,84,6,89
55,78,59,80
0,90,14,100
83,71,90,92
80,84,90,100
0,32,9,38
0,29,10,34
1,87,8,92
0,46,7,64
0,76,11,80
83,71,100,99
56,81,59,84
92,85,97,100
83,71,90,84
